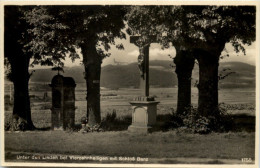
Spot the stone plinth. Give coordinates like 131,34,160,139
128,100,159,133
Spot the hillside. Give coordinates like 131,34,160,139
28,60,255,88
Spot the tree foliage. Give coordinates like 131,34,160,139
127,5,255,53
4,6,31,81
25,6,127,62
24,6,127,125
126,5,256,126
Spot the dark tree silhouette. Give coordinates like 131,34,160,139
126,6,256,122
25,6,127,126
4,6,77,130
126,6,195,115
185,6,256,117
4,6,35,130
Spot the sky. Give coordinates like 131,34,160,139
62,34,256,68
31,32,256,69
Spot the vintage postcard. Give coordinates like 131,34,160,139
0,0,259,167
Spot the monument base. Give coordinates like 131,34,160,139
128,100,159,133
128,125,153,133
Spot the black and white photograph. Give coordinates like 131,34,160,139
0,1,259,167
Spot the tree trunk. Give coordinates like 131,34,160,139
11,55,35,130
196,50,220,117
174,48,195,115
81,42,101,126
4,6,35,130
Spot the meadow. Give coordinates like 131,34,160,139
5,83,255,127
4,83,256,164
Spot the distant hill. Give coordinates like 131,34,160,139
101,62,177,88
28,60,255,88
29,66,86,84
218,62,255,88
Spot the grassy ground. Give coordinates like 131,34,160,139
5,131,255,164
4,86,256,164
4,104,256,131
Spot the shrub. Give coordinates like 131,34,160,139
104,109,117,122
209,103,234,132
4,115,31,131
4,121,11,131
161,108,183,130
193,116,211,134
100,110,131,131
168,104,234,134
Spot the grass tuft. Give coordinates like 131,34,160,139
100,110,131,131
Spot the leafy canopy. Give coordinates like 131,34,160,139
126,6,256,54
25,5,127,65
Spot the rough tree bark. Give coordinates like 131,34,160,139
196,45,224,117
10,55,35,130
174,47,195,115
5,6,35,130
81,42,101,126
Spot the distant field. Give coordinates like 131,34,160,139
4,83,255,128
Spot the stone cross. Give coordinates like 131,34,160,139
128,35,159,133
130,35,157,98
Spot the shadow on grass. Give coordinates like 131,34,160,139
25,113,255,133
35,127,51,131
100,113,177,132
231,114,255,132
35,124,83,132
155,113,255,133
100,114,132,131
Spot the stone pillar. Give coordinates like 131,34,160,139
50,75,63,130
63,77,76,129
49,75,76,130
140,45,150,97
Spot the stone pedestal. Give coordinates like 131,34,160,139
128,99,159,133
